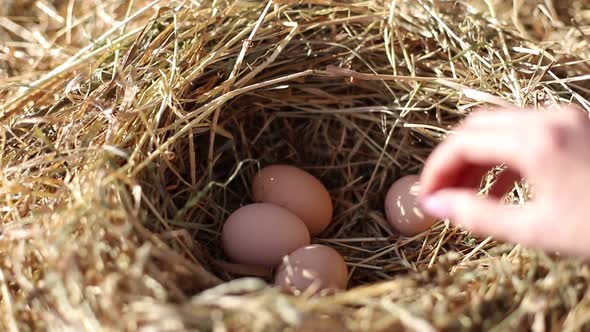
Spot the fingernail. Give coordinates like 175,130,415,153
420,195,454,219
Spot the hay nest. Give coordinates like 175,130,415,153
2,0,590,331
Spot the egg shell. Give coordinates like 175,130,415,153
252,165,333,236
384,175,437,236
221,203,311,267
274,244,348,294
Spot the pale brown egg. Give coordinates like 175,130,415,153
274,244,348,294
221,203,311,267
252,165,333,236
384,175,437,236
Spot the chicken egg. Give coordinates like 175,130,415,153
221,203,311,267
252,164,333,236
274,244,348,294
384,175,437,236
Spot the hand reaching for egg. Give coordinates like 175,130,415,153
220,104,590,295
419,105,590,261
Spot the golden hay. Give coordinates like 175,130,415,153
1,0,590,331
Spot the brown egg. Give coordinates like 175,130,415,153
384,175,437,236
221,203,310,267
274,244,348,294
252,165,333,236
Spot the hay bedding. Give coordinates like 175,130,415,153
1,0,590,331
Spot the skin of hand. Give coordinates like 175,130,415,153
418,105,590,260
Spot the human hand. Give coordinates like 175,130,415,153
419,105,590,260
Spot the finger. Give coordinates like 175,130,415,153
488,168,521,198
420,189,539,247
464,105,585,132
459,108,536,131
420,131,530,197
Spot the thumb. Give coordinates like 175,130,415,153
420,189,537,245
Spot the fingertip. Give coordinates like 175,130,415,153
420,189,499,231
419,193,455,220
427,190,534,247
420,188,480,220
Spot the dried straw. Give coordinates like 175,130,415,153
1,0,590,331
